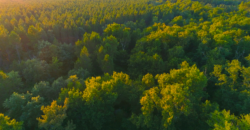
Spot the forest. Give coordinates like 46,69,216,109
1,0,250,129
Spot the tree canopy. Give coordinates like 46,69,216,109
1,0,250,129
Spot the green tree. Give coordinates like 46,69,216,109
3,92,44,129
211,59,250,115
0,71,23,112
9,31,21,63
58,72,142,130
239,1,250,12
50,57,63,79
104,23,131,50
0,25,10,67
22,59,51,85
74,46,92,72
27,25,39,45
97,36,119,74
128,51,164,78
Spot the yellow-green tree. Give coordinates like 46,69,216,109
0,113,23,130
207,110,250,130
211,59,250,115
37,98,74,130
131,61,207,129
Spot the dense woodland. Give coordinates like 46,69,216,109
1,0,250,129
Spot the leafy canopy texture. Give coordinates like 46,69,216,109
207,110,250,130
131,61,207,129
37,98,74,130
0,113,23,130
1,0,250,129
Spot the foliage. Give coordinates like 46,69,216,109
1,0,250,129
0,113,23,130
37,98,71,130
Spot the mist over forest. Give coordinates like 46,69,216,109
1,0,250,129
